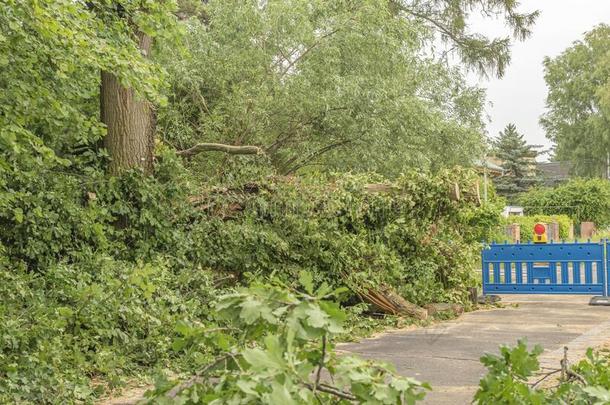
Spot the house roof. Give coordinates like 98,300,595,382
537,161,571,181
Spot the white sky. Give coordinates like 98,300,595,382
468,1,610,161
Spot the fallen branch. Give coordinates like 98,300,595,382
530,369,561,388
165,354,232,398
177,143,263,158
304,382,356,401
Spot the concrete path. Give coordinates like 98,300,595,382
339,295,610,405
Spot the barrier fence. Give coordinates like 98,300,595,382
482,240,609,297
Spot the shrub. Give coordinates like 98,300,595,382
0,150,194,270
0,256,216,404
188,168,501,306
518,178,610,227
475,341,610,404
0,164,502,402
498,214,573,242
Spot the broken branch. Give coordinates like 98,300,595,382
177,143,263,158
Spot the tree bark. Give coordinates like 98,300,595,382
101,32,155,175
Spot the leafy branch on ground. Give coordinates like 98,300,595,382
475,340,610,404
145,275,430,404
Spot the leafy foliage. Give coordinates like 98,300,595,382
0,0,534,403
0,0,178,170
517,178,610,227
390,0,539,78
187,168,499,306
475,340,546,404
496,215,573,242
0,160,500,403
146,279,429,404
475,341,610,405
159,0,490,177
0,150,193,270
0,256,217,404
541,24,610,177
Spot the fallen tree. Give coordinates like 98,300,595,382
183,169,499,315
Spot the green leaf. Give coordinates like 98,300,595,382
299,271,314,294
268,382,297,405
13,208,24,224
584,386,610,403
305,305,329,329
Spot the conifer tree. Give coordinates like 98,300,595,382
493,124,539,200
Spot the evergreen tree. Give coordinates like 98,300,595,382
493,124,539,200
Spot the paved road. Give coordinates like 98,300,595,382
339,295,610,405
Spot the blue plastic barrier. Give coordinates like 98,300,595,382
482,240,609,296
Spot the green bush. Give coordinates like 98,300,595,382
518,178,610,227
498,214,573,242
0,163,502,403
148,279,429,404
0,256,217,404
0,149,194,271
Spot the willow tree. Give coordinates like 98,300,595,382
158,0,539,176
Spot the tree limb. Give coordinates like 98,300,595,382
313,335,327,395
304,383,357,401
165,354,232,398
177,143,263,158
280,28,341,77
282,140,351,174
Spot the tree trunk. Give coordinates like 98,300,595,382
101,33,155,175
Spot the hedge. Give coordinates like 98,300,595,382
497,214,573,242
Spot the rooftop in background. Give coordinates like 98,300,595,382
537,161,571,185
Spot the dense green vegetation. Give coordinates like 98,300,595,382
147,280,430,404
19,0,610,404
159,1,489,175
541,24,610,177
517,178,610,228
475,340,610,404
0,163,498,402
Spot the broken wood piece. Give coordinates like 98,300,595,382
424,303,464,317
363,286,428,320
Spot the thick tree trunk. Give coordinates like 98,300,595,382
101,33,155,175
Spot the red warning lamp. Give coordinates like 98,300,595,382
533,223,547,243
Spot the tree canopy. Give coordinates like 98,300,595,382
158,0,538,177
541,24,610,178
518,178,610,227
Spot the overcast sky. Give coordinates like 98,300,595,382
468,1,610,161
